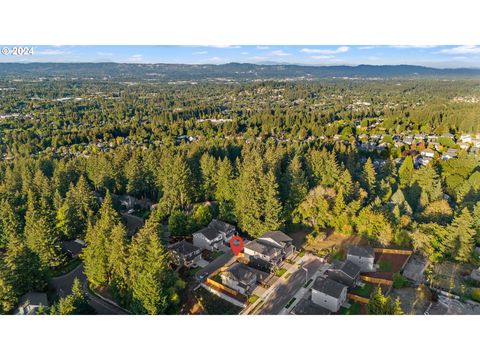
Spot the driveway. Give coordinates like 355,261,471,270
195,248,234,281
50,263,128,315
256,254,323,315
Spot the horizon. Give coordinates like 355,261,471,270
1,45,480,68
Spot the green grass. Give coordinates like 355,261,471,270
339,302,360,315
49,258,81,277
275,268,287,277
284,272,292,279
248,294,259,304
352,282,373,297
331,249,345,261
378,259,393,272
186,266,202,277
210,250,224,259
304,278,313,288
212,273,222,283
285,297,296,309
298,249,306,258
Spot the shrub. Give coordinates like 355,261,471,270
392,272,408,288
472,288,480,302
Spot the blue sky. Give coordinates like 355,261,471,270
1,45,480,68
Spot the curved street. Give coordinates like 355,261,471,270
50,263,129,315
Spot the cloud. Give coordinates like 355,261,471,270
300,46,349,55
128,54,144,62
240,52,249,55
36,49,68,56
206,45,241,49
390,45,437,48
193,51,208,55
256,46,270,50
269,50,291,57
249,56,268,62
358,46,375,50
440,45,480,55
207,56,224,63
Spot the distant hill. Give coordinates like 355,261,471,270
1,62,480,81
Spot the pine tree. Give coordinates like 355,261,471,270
200,153,217,200
108,223,129,296
128,218,180,314
0,266,17,314
81,192,119,287
262,169,283,232
362,158,377,197
399,156,414,188
448,208,476,262
24,191,62,268
283,154,308,219
0,199,20,250
215,157,236,222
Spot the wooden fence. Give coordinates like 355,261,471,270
360,275,393,286
347,293,369,304
373,248,413,255
205,278,239,296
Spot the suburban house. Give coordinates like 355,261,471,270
16,292,49,315
244,240,283,272
420,148,435,158
346,246,375,272
327,260,361,287
220,262,258,295
208,219,236,245
169,240,202,267
442,148,458,160
311,277,347,313
61,239,85,259
460,134,472,143
258,231,295,259
193,227,223,251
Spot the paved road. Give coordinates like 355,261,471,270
195,248,234,281
50,263,128,315
257,255,323,315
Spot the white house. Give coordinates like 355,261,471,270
460,134,472,143
220,263,257,295
420,149,435,158
311,278,347,313
193,228,223,251
258,231,295,258
16,292,49,315
168,240,202,268
208,219,236,245
346,246,375,272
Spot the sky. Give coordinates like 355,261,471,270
1,45,480,68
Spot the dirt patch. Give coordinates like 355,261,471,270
369,252,410,280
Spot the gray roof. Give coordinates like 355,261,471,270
259,231,293,243
332,260,361,279
169,240,200,256
347,245,375,259
194,227,220,241
224,263,257,284
208,219,235,233
293,298,331,315
19,292,49,307
312,278,346,299
244,240,280,257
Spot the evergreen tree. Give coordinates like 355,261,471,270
447,208,476,262
362,158,377,197
283,154,308,220
399,156,414,188
24,191,62,268
0,199,20,250
262,169,284,232
81,192,119,287
200,153,217,200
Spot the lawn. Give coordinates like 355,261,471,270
285,297,296,309
49,258,82,277
378,259,393,272
212,273,222,283
210,250,224,260
248,294,259,304
284,272,292,279
194,287,241,315
339,302,360,315
298,249,306,258
304,278,313,288
275,268,287,277
352,282,373,297
331,249,345,261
